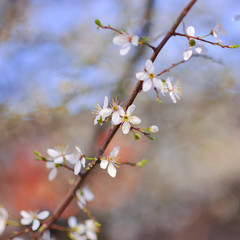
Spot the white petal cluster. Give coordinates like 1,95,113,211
112,105,141,134
183,26,207,61
76,187,94,209
211,23,226,43
165,77,183,103
68,217,97,240
20,210,49,231
0,205,8,235
71,146,86,175
136,59,163,92
113,33,139,55
46,162,58,181
47,146,74,164
100,146,120,178
92,96,112,125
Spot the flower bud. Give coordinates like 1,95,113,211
189,39,196,46
148,125,159,133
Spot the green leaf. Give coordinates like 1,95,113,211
231,44,239,48
137,159,148,167
34,150,41,157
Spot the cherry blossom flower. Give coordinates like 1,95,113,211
68,217,97,240
166,77,182,103
71,146,86,175
211,23,226,43
148,125,159,133
76,187,94,209
113,32,139,56
0,205,8,235
112,105,141,134
183,26,207,61
110,97,122,114
46,162,58,181
20,210,49,231
47,146,74,164
136,59,163,92
92,96,112,125
100,146,120,178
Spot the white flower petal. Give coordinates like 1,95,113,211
127,104,135,115
83,187,94,201
101,108,112,119
32,219,40,231
118,106,125,116
68,216,77,228
46,162,55,169
20,210,31,219
65,154,76,164
166,77,173,91
37,211,49,220
153,78,164,90
47,149,60,158
183,47,193,60
136,71,147,81
110,146,120,158
169,92,177,103
74,160,81,175
145,59,154,73
120,43,131,56
142,79,152,92
81,157,86,168
77,200,84,209
130,116,141,124
122,122,131,134
108,163,117,178
131,35,139,46
194,44,207,54
103,96,108,109
186,26,195,36
94,115,100,125
100,160,108,169
48,168,58,181
21,218,33,225
113,35,126,45
53,156,64,164
112,112,122,125
75,146,82,154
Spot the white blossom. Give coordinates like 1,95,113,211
165,77,182,103
136,59,163,92
68,217,97,240
20,210,49,231
183,26,207,61
47,146,74,164
71,146,86,175
46,162,58,181
113,33,139,56
100,146,120,178
110,97,122,115
112,105,141,134
211,23,226,43
92,96,112,125
148,125,159,133
76,187,94,209
0,205,8,235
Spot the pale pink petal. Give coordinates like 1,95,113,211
74,160,81,175
142,79,152,92
112,112,122,125
127,104,135,115
47,149,60,158
120,43,131,55
32,219,40,231
131,35,139,46
113,35,126,45
186,26,195,36
122,122,131,134
108,163,117,178
183,47,193,60
145,59,154,73
37,211,49,220
130,116,141,124
100,160,108,169
48,168,57,181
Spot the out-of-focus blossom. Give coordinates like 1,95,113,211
47,146,74,164
76,187,94,209
148,125,159,133
71,146,86,175
46,162,58,181
211,23,226,43
166,77,183,103
0,205,8,235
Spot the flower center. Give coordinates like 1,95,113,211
149,73,154,79
123,115,129,121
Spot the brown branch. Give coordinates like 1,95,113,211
7,227,30,240
33,0,198,238
157,59,186,76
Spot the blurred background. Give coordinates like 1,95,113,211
0,0,240,239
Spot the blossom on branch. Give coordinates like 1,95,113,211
136,59,163,92
46,162,58,181
0,205,8,235
165,77,183,103
183,26,207,60
113,32,139,56
20,210,49,231
47,146,74,164
148,125,159,133
100,146,120,178
68,217,97,240
211,23,226,43
71,146,86,175
92,96,112,125
76,187,94,209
